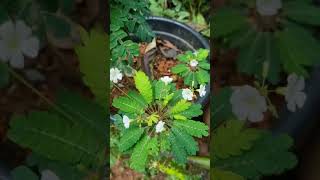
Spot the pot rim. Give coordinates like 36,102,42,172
144,16,210,107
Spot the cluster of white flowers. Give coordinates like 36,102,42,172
230,74,307,122
0,20,39,69
256,0,282,16
110,67,123,84
160,76,173,85
182,85,206,101
230,85,267,122
283,74,306,112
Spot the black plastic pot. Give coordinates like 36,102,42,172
143,16,210,107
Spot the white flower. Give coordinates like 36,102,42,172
189,59,198,67
155,120,165,133
230,85,267,122
256,0,282,16
160,76,173,85
284,74,306,112
41,169,60,180
196,84,206,97
0,20,39,69
123,115,130,129
182,88,194,101
110,67,123,83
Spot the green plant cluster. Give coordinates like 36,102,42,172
213,0,320,84
110,0,154,76
5,27,108,179
171,48,210,88
149,0,210,37
112,71,209,172
211,88,298,180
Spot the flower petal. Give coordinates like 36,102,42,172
9,51,24,69
295,77,305,91
0,21,14,38
15,20,32,40
296,92,306,108
287,100,296,112
0,40,10,62
248,111,264,122
287,74,298,85
21,37,39,58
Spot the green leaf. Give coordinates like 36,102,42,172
11,166,38,180
0,62,9,88
176,51,194,62
171,64,189,74
154,80,172,100
212,168,244,180
170,100,192,115
215,132,297,180
179,104,203,118
119,127,145,152
277,24,320,76
56,89,107,137
134,71,153,104
196,69,210,84
212,87,235,129
75,27,108,107
195,48,209,61
213,8,249,38
171,127,198,155
112,96,144,114
43,12,72,38
127,91,148,108
284,1,320,26
169,132,187,164
173,120,209,138
198,62,210,70
8,111,105,166
212,120,260,159
130,135,152,172
184,72,197,87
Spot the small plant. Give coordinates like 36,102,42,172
110,0,154,77
112,71,209,172
171,48,210,88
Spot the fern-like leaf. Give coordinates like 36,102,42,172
8,112,105,166
173,120,208,138
169,132,187,164
213,120,260,159
215,132,297,180
134,71,153,104
75,27,108,108
112,96,144,114
130,135,152,172
56,89,107,137
171,128,198,155
118,127,145,152
179,104,203,118
170,100,192,115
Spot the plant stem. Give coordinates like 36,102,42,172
8,67,74,124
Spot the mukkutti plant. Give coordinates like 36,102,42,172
112,71,209,172
171,48,210,88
